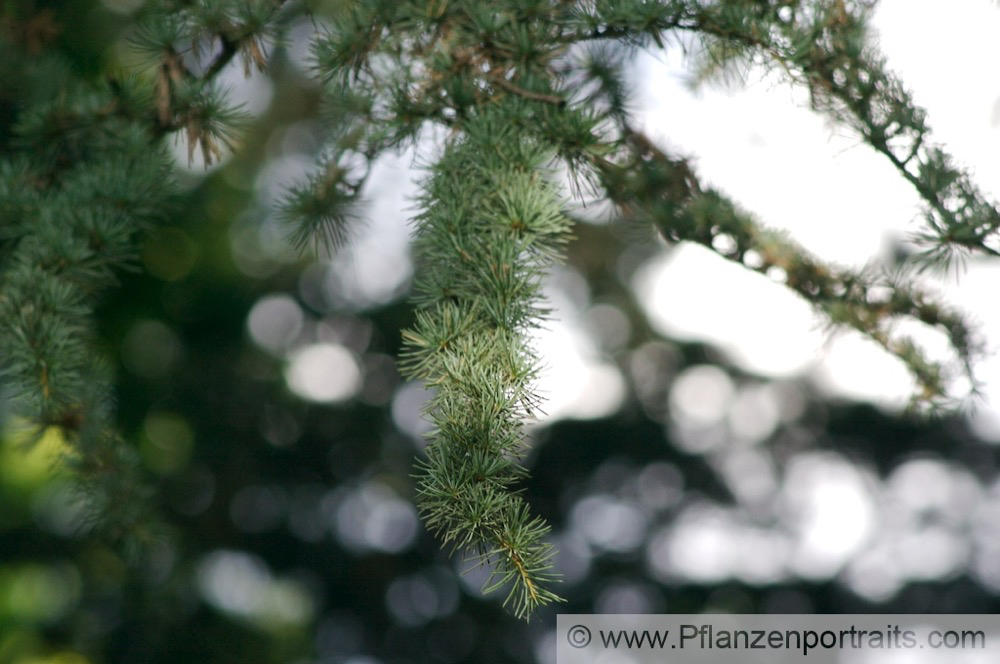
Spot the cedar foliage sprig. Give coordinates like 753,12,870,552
294,0,590,617
400,112,571,618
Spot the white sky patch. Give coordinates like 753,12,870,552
873,0,1000,186
531,321,626,422
320,151,416,310
635,244,825,376
531,269,627,422
633,50,917,268
809,331,915,409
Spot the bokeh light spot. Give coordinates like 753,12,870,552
247,294,304,354
571,495,648,553
391,381,435,445
196,550,315,628
385,568,459,626
669,365,735,427
333,481,418,554
783,453,876,578
285,343,361,403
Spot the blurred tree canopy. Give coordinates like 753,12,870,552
3,0,1000,662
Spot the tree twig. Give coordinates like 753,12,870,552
489,74,565,106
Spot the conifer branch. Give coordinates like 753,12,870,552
597,126,982,410
0,72,175,553
1,0,287,560
489,75,566,106
685,1,1000,269
400,113,570,618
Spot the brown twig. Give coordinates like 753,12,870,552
489,74,564,106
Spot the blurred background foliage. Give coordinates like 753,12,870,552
3,1,1000,663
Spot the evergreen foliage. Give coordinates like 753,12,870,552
400,110,571,618
3,0,1000,621
0,30,175,555
0,0,282,555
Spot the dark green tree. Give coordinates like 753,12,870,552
2,0,998,646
